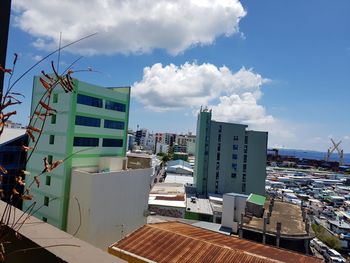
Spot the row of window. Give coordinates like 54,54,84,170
73,137,123,147
75,115,124,130
77,94,126,112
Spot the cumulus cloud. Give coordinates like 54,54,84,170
132,62,273,125
12,0,246,55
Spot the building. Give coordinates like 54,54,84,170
66,156,152,250
194,108,268,196
108,221,322,263
0,128,27,207
176,133,196,155
23,76,130,230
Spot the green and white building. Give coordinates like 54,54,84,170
23,76,130,230
194,108,268,196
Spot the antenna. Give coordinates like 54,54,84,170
57,32,62,73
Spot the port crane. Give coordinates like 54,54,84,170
326,138,344,165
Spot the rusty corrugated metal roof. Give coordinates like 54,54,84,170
109,222,323,263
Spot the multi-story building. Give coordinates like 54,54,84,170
23,76,130,230
194,108,268,196
175,133,196,155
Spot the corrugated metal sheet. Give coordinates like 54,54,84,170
110,222,323,263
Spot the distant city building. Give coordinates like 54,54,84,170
155,132,176,146
24,77,130,230
176,133,196,155
127,131,135,151
155,142,169,155
194,108,268,196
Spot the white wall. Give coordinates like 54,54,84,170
221,193,248,233
67,168,152,250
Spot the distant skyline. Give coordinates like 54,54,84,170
4,0,350,152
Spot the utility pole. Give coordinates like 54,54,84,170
0,0,12,101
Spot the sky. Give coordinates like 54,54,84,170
4,0,350,152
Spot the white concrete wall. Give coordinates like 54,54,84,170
67,168,152,250
221,193,248,233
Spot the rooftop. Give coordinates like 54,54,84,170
247,193,266,206
245,201,309,237
186,197,213,215
109,221,322,263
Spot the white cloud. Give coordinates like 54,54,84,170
132,62,273,125
12,0,246,55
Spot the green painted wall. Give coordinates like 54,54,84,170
23,77,130,230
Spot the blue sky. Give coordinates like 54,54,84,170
5,0,350,152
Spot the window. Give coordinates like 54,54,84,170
233,144,238,150
104,120,124,130
77,94,102,108
244,135,248,144
242,183,246,193
233,135,238,141
44,196,49,206
42,217,47,222
51,114,56,124
73,137,99,147
232,163,237,171
243,164,247,173
49,135,55,145
244,155,247,163
216,152,220,161
232,154,237,160
48,155,53,165
53,94,58,103
231,173,236,178
218,125,222,132
218,134,221,142
75,115,101,127
102,138,123,147
242,173,246,183
46,175,51,186
217,143,221,152
244,145,248,154
216,162,220,170
105,100,126,112
216,171,219,179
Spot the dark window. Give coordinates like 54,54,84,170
232,154,237,160
233,136,238,141
105,100,126,112
233,144,238,150
242,173,246,182
242,183,246,193
75,115,101,127
104,120,124,130
216,171,219,179
77,94,102,108
243,164,247,173
244,135,248,144
102,138,123,147
46,175,51,186
48,155,53,165
244,145,248,154
231,173,236,178
51,114,56,124
217,152,220,161
217,143,221,152
53,94,58,103
218,134,221,142
232,163,237,171
244,155,247,163
73,137,99,147
44,196,49,206
218,125,222,132
49,135,55,145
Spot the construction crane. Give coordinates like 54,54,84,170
326,138,344,165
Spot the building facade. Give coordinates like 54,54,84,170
23,77,130,229
194,108,268,196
